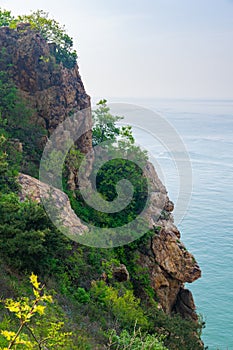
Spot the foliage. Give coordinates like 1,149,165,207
0,9,77,68
0,9,14,27
64,146,84,176
0,71,17,121
0,192,205,349
92,99,135,147
146,306,205,350
101,258,121,279
0,69,46,177
106,327,168,350
0,136,7,173
18,10,77,69
0,135,19,193
60,99,205,349
92,99,124,146
90,281,148,329
0,21,205,347
0,193,71,274
74,287,90,304
68,100,148,231
0,274,84,349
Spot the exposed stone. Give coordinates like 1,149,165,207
0,25,93,189
18,173,88,237
0,26,90,131
143,162,169,229
152,229,201,283
164,199,174,212
136,161,201,320
16,22,31,31
113,264,130,282
100,272,108,282
174,288,198,321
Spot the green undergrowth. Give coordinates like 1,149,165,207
0,59,46,178
0,150,205,349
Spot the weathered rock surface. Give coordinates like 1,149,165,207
174,287,198,321
18,173,88,237
0,25,90,135
0,24,93,188
113,264,130,282
137,161,201,319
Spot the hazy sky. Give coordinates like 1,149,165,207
2,0,233,99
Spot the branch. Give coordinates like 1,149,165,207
25,325,42,350
7,285,45,349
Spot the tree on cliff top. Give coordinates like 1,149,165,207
0,8,14,27
0,9,77,69
92,99,136,147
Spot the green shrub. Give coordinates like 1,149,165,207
0,273,91,349
0,69,46,178
0,8,78,68
0,135,19,193
0,193,71,274
17,10,77,69
74,287,90,304
90,281,148,329
67,100,148,232
146,306,205,350
106,328,168,350
0,8,14,27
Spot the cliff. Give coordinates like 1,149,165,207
0,24,90,135
0,24,92,187
141,163,201,320
0,24,201,323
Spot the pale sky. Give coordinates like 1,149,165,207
1,0,233,99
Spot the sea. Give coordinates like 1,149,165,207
93,97,233,350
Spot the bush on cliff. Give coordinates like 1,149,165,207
0,8,77,69
0,66,46,177
0,8,13,27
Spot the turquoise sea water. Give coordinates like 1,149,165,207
102,98,233,350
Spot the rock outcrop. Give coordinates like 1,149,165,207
0,24,93,188
18,173,88,236
112,264,130,282
137,161,201,320
0,24,91,136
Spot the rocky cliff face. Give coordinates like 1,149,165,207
1,24,201,322
0,24,92,153
18,173,88,236
141,162,201,320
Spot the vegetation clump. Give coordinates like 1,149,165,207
0,9,77,69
